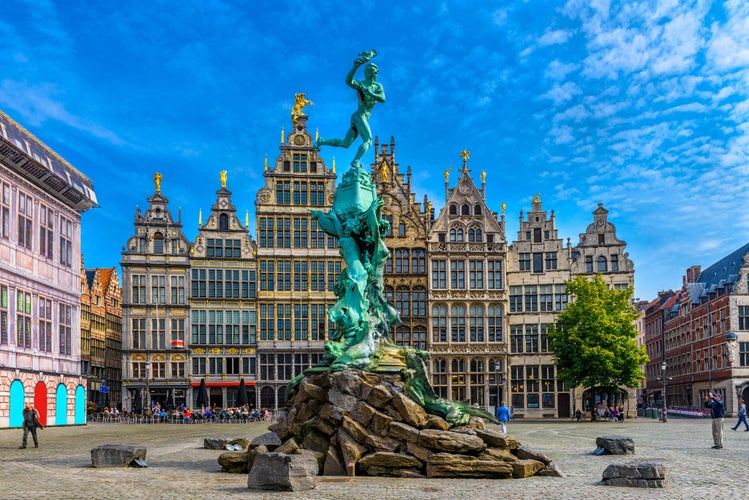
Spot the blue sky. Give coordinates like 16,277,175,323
2,0,749,302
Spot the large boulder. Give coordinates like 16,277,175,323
595,435,635,455
248,453,318,492
249,432,282,450
417,429,487,454
218,444,268,473
91,444,146,468
204,437,249,450
426,453,513,478
602,462,666,488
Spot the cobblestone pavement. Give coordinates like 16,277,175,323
1,417,747,499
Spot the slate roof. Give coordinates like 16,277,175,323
687,241,749,303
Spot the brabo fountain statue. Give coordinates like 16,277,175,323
247,52,560,485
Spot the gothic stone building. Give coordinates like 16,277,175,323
427,155,508,409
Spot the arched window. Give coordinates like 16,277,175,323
461,204,470,216
468,228,475,242
260,386,275,409
475,228,482,242
449,205,458,215
469,305,485,342
277,387,286,408
219,213,229,231
474,205,482,216
450,229,456,242
452,358,466,373
470,358,484,373
451,304,466,342
432,358,448,398
384,285,395,306
456,229,464,241
432,304,447,343
153,232,164,254
413,326,427,351
597,255,608,272
395,326,411,347
488,304,503,342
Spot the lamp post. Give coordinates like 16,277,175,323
661,360,668,423
495,360,504,410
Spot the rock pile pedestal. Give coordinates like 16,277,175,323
262,369,559,479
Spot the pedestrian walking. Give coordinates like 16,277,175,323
705,392,725,449
731,399,749,431
495,401,511,434
20,402,42,449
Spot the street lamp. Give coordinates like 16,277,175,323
495,360,504,410
661,360,668,423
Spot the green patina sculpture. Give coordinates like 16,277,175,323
304,50,496,426
314,50,385,168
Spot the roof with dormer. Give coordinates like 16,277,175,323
686,241,749,302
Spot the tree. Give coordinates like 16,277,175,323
548,275,648,392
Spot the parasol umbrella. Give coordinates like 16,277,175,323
197,378,209,409
133,388,143,414
237,378,249,407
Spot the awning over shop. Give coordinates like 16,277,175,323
190,380,257,387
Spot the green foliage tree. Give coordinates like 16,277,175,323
547,275,648,391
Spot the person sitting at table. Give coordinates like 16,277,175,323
183,408,192,423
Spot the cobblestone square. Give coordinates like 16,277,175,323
1,418,745,499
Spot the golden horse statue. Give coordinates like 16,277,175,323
291,93,314,122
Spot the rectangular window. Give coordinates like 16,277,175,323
151,318,166,349
59,216,73,267
16,290,32,348
171,362,185,378
611,254,619,271
487,260,502,289
151,275,166,304
132,275,146,303
533,228,542,243
17,191,33,249
192,357,206,375
1,182,9,239
585,255,593,273
740,306,749,330
519,253,531,271
509,286,522,313
226,357,240,375
450,260,465,289
171,318,185,345
39,204,54,258
524,285,538,312
432,260,447,289
525,325,539,353
152,362,166,378
38,296,53,352
469,260,484,289
260,353,275,380
539,285,553,312
209,357,224,375
554,284,568,311
59,303,72,355
132,318,146,348
510,325,523,353
545,252,557,270
740,342,749,367
170,276,185,304
132,361,148,378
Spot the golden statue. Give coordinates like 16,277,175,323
444,166,451,182
533,192,541,203
154,172,162,192
460,150,470,162
220,170,228,188
427,200,432,213
380,161,390,183
501,201,506,215
481,169,486,183
291,93,314,122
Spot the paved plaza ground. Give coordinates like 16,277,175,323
1,416,746,499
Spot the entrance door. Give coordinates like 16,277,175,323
557,393,571,418
34,382,48,426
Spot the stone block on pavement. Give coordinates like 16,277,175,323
91,444,147,468
248,452,318,492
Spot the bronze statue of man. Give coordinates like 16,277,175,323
315,50,385,168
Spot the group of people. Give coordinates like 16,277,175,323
575,403,626,422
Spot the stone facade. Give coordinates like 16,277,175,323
188,175,258,408
427,155,508,409
0,110,96,427
253,114,340,410
120,180,191,411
